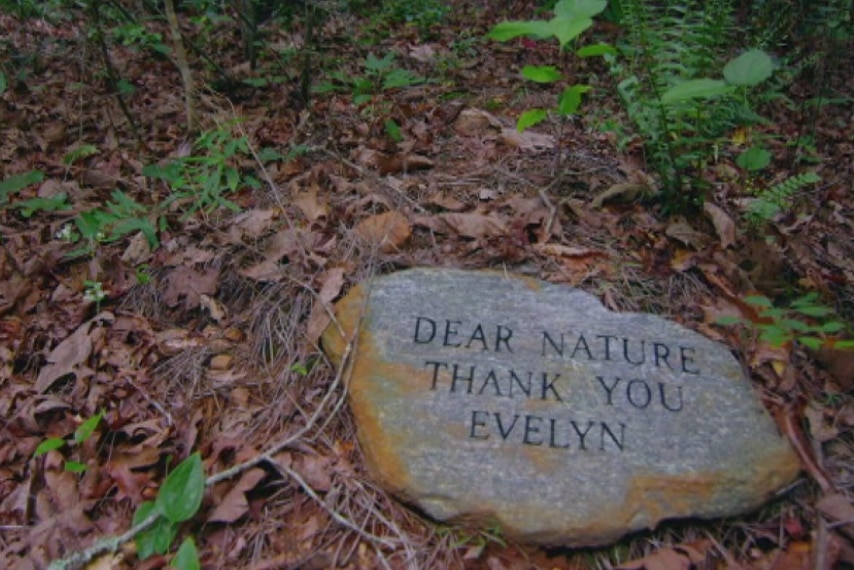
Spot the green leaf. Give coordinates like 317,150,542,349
557,84,591,115
661,79,731,105
715,316,744,326
736,146,772,172
521,65,562,83
487,20,553,42
797,336,823,350
156,452,205,524
364,52,394,73
134,502,178,560
724,49,775,87
65,461,87,473
791,292,820,306
832,340,854,350
744,295,773,308
517,109,548,132
73,410,104,444
819,321,846,333
63,144,99,165
576,42,617,57
553,0,608,19
384,119,402,142
0,71,7,96
14,193,71,217
172,537,200,570
794,305,833,317
35,437,66,456
549,15,594,48
383,68,422,90
258,147,284,162
0,170,44,202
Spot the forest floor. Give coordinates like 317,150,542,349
1,1,854,569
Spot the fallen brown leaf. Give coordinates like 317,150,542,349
35,312,114,392
354,211,411,252
703,201,736,249
305,267,346,346
208,468,267,524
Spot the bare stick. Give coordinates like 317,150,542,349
164,0,195,133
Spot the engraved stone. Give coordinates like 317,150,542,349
321,268,800,547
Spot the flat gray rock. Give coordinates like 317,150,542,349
322,268,800,547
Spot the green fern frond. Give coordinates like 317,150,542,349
747,172,821,223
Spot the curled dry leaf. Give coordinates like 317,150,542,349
208,468,267,524
438,212,508,239
453,108,502,137
305,267,346,346
225,209,278,244
591,183,650,209
294,186,328,223
665,218,712,250
703,201,736,249
354,211,412,253
163,265,220,310
499,128,555,151
240,229,315,282
35,312,114,392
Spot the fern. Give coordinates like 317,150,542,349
609,0,746,210
746,172,821,223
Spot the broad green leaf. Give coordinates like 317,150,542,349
819,322,846,333
724,49,775,87
258,147,284,162
521,65,562,83
134,502,178,560
744,295,773,308
384,119,402,143
661,79,730,105
797,336,823,350
172,537,200,570
715,316,744,326
383,68,422,90
14,193,71,217
35,437,66,456
0,170,44,202
832,340,854,350
794,305,833,317
576,43,617,57
156,452,205,523
549,15,593,48
74,410,104,444
517,109,548,132
736,146,771,171
65,461,87,473
0,72,7,95
558,84,591,115
553,0,608,19
791,292,820,306
487,20,553,42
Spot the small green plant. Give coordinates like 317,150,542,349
34,410,104,473
134,452,204,568
487,0,612,132
718,293,854,350
83,280,108,310
315,52,424,105
68,189,161,259
143,126,260,219
384,118,403,142
607,0,784,211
